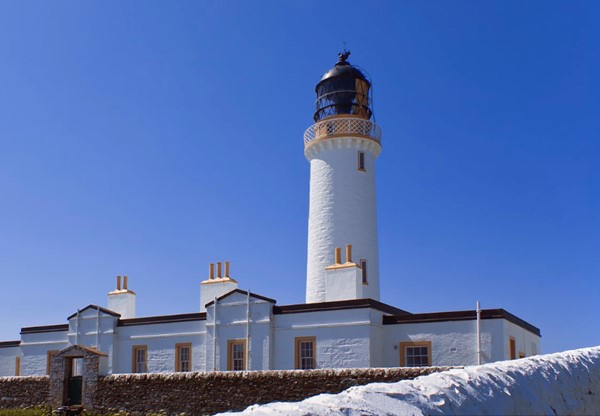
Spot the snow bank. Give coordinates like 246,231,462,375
222,346,600,416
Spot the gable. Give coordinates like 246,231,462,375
205,289,276,307
67,304,121,320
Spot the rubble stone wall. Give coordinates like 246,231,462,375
0,367,455,414
94,367,454,415
0,376,49,409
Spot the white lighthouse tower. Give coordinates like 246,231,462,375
305,51,382,303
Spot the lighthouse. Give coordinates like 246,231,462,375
305,51,382,303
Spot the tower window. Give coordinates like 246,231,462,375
358,151,366,171
360,259,368,284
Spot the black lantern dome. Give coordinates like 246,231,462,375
313,51,373,122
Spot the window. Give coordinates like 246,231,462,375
15,357,20,376
360,259,368,284
509,337,516,360
227,340,246,371
400,341,432,367
358,151,366,171
71,357,84,376
295,336,316,370
176,343,192,372
132,345,148,373
46,350,59,375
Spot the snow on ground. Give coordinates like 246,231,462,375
220,346,600,416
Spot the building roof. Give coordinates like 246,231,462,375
21,323,69,334
382,308,541,337
0,340,20,348
118,312,207,327
274,298,411,316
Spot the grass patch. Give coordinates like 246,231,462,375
0,410,48,416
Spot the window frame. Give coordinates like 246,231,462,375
227,339,246,371
132,345,148,373
509,336,516,360
294,336,317,370
175,343,192,372
400,341,432,367
46,350,59,375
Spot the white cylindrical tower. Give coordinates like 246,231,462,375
305,51,382,303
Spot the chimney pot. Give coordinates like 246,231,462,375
117,276,121,290
225,261,230,277
209,263,215,279
334,247,341,264
217,262,222,278
346,244,352,263
123,275,128,290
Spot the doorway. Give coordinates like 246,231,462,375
64,357,83,406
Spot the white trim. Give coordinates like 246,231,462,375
205,319,270,327
126,331,206,340
67,330,114,336
276,320,371,330
19,341,69,346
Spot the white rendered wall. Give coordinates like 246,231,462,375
200,280,238,312
114,320,206,373
67,308,119,374
383,319,504,367
325,266,364,302
0,346,20,377
107,292,136,319
205,292,273,371
306,136,381,303
273,308,375,370
19,330,68,376
503,320,541,359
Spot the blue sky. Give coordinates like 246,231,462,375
0,1,598,354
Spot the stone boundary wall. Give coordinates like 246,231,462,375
0,367,456,414
0,376,49,409
94,367,455,415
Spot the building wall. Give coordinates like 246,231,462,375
0,346,20,377
368,309,386,367
19,330,68,376
382,319,504,367
306,138,380,303
2,303,541,376
273,308,373,369
503,320,541,358
114,320,206,373
205,292,273,371
67,309,118,373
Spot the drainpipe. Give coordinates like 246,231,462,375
75,309,80,345
476,300,482,365
213,297,218,371
246,290,251,370
96,307,100,349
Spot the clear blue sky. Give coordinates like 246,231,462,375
0,1,598,354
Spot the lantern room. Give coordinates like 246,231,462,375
313,50,373,122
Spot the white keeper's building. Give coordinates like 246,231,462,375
0,51,541,377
